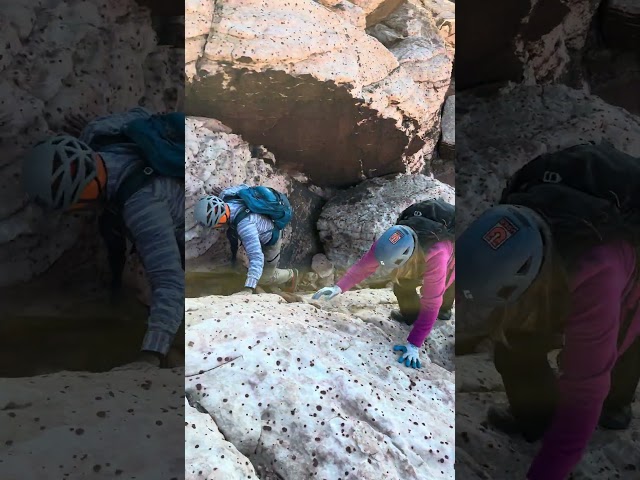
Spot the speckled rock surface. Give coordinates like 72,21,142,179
185,0,453,188
184,291,455,479
0,0,183,288
318,174,454,281
0,368,185,478
456,84,640,234
455,353,640,479
185,117,324,273
456,0,601,89
185,399,259,480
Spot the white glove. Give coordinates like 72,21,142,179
393,342,422,369
312,285,342,300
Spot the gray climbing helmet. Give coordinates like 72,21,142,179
456,204,548,306
22,135,97,210
374,225,419,267
194,195,229,228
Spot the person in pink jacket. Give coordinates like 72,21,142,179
313,200,455,369
456,143,640,480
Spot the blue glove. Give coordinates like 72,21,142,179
393,343,421,369
312,285,342,300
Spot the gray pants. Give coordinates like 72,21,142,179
259,235,294,286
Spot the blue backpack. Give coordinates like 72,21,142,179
87,109,186,296
222,186,293,265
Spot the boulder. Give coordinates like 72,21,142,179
455,84,640,234
420,0,455,51
439,94,455,160
317,174,454,281
185,0,453,188
0,368,185,478
184,291,455,479
185,117,324,274
0,0,183,288
185,399,259,480
456,0,601,89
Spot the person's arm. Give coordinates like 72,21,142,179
527,246,628,480
407,241,452,347
335,244,380,293
235,217,265,290
123,190,184,356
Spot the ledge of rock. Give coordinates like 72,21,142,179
185,117,324,273
455,84,640,234
0,0,183,288
185,399,259,479
318,173,454,281
185,291,455,479
0,368,185,478
185,0,453,188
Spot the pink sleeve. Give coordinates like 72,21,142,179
527,244,629,480
335,244,380,292
407,241,453,347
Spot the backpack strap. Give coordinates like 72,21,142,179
99,164,156,297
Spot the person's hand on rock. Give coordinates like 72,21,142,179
312,285,342,300
111,351,163,371
62,113,90,137
393,343,424,369
231,287,254,296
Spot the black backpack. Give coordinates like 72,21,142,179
396,198,455,250
500,141,640,345
500,141,640,261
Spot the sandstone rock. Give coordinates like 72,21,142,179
0,0,183,288
455,85,640,234
439,94,455,160
185,0,452,188
185,291,455,479
311,253,335,278
420,0,455,51
456,0,600,89
308,288,455,371
317,174,454,282
456,353,640,479
185,399,259,479
185,117,323,274
0,368,185,478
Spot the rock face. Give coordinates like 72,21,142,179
456,0,601,89
0,0,183,288
456,353,640,479
185,117,324,273
185,0,453,188
455,84,640,233
0,368,185,478
185,399,259,480
318,174,454,280
185,291,455,479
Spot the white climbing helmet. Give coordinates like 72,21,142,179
194,195,230,227
22,135,97,210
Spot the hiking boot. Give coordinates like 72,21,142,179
487,404,521,435
390,309,416,326
599,405,632,430
285,269,299,293
438,309,453,321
